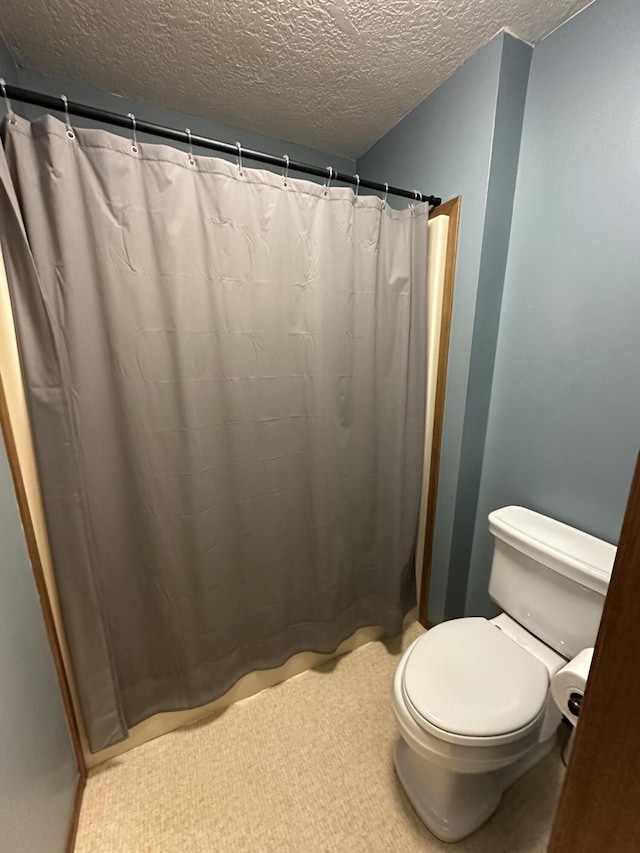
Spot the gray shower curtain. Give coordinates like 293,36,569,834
0,114,428,752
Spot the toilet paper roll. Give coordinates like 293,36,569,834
551,647,594,726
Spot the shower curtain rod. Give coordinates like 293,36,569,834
2,84,442,207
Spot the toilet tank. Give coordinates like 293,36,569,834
488,506,616,659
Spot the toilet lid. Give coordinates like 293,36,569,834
402,618,549,738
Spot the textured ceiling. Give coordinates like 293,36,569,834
0,0,594,158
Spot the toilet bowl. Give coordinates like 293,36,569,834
392,506,616,843
392,616,563,842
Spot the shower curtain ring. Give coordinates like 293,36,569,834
61,95,75,139
186,128,195,166
0,79,16,125
127,113,138,153
353,174,360,202
382,182,389,209
323,166,333,196
282,154,289,187
235,141,244,177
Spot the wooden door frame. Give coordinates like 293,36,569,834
548,449,640,850
418,196,461,627
0,371,87,851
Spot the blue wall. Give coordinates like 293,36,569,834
0,424,79,851
0,32,14,75
357,33,531,622
444,34,531,618
466,0,640,614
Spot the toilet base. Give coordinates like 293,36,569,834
394,733,557,843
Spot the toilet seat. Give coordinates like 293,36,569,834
401,618,549,746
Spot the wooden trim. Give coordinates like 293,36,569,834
66,774,86,853
418,196,461,626
0,370,86,779
548,451,640,851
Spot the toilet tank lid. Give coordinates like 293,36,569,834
489,506,616,595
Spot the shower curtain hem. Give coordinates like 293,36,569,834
105,593,416,751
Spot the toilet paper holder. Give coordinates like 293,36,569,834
550,648,594,765
567,692,582,717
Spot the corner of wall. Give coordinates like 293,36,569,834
356,32,522,626
0,32,17,78
443,33,532,620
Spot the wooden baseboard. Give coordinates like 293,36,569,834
66,773,86,853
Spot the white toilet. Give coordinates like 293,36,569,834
393,505,616,843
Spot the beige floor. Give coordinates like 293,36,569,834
75,623,565,852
